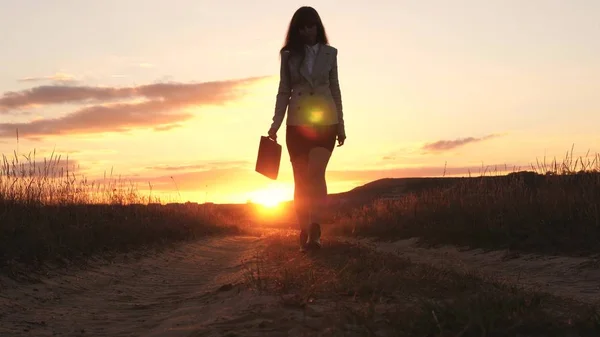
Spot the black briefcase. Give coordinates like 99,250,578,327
255,136,282,180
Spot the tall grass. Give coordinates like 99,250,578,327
334,149,600,255
0,149,243,277
1,149,152,205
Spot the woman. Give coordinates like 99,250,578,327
267,6,346,251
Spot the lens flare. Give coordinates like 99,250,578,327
309,110,323,123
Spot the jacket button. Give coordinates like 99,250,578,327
298,92,302,96
310,92,314,95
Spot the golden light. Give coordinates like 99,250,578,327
247,184,292,209
309,110,323,123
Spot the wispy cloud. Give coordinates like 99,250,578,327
0,76,265,111
153,124,183,132
0,76,267,139
35,148,118,157
422,134,502,153
132,167,260,191
0,102,194,138
145,160,250,172
18,72,78,84
125,160,257,192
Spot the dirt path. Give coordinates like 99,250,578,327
2,231,598,336
0,231,362,337
345,237,600,305
0,235,275,337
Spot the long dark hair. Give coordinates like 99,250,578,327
280,6,329,58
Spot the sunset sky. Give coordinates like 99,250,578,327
1,0,599,204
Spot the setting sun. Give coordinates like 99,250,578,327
247,184,292,208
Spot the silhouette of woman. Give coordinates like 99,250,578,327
267,6,346,251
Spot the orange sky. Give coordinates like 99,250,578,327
1,1,599,204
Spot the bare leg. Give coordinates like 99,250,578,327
307,147,333,225
291,155,310,232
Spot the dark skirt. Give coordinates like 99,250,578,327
286,124,337,161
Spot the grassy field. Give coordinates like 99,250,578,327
4,144,600,279
245,234,599,336
0,150,246,278
3,145,600,334
331,150,600,256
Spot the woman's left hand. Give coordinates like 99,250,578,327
337,135,346,147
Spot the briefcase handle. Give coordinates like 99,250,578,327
265,134,278,143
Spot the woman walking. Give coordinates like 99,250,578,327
267,6,346,251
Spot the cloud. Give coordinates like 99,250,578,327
0,102,193,138
36,148,118,157
18,73,78,84
124,160,256,192
118,160,258,194
131,167,261,192
153,124,183,132
422,134,501,153
145,160,251,172
0,76,267,139
1,76,265,111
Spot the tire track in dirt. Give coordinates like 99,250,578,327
0,235,268,337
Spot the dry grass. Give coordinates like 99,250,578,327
332,149,600,256
245,234,599,336
0,148,244,278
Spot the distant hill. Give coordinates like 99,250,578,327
327,170,578,207
277,170,599,209
327,177,464,207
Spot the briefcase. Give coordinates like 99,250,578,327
255,136,282,180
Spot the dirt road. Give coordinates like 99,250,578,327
0,235,274,337
2,231,598,336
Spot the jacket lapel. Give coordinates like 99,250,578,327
298,44,329,87
311,45,328,82
299,59,313,86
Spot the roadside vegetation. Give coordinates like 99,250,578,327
245,234,599,336
332,149,600,256
0,149,245,278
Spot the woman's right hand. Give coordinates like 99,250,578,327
267,128,277,141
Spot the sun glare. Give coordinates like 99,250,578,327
248,185,291,208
